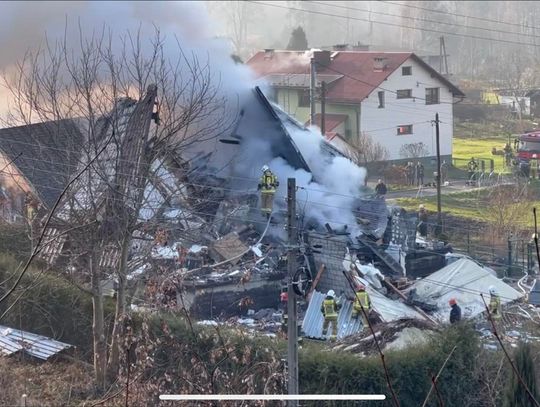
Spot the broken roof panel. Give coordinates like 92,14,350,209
411,258,524,322
0,325,72,360
302,288,424,340
302,291,363,340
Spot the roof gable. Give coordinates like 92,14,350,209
246,50,464,103
0,120,83,208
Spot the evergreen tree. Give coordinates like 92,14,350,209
286,26,308,51
503,342,539,407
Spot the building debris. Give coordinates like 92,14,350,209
529,279,540,306
410,258,523,322
302,288,425,340
0,325,72,360
209,232,249,265
331,319,435,356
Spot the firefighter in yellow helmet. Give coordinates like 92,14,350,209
320,290,340,341
351,284,371,328
258,165,279,219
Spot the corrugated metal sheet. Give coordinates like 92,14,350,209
302,287,426,340
302,291,363,340
0,334,22,356
0,325,72,360
412,258,524,322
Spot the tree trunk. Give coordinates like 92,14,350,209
91,255,107,392
107,236,130,381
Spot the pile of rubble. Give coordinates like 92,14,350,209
331,319,435,356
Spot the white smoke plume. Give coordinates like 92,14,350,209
0,1,374,238
267,124,368,239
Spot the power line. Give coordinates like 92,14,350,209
380,0,540,33
311,1,540,41
247,1,540,48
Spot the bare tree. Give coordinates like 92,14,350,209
399,142,429,159
348,131,389,165
1,26,234,390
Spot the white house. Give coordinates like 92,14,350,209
246,50,464,161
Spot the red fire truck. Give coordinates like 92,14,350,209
514,130,540,175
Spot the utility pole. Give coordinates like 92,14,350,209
286,178,298,406
310,57,316,126
320,81,327,135
435,113,442,236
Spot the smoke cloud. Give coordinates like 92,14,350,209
0,1,373,238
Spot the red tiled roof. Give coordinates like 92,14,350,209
306,113,348,132
246,50,464,103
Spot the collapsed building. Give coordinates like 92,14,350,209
1,82,517,339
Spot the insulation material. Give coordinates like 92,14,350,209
411,258,524,322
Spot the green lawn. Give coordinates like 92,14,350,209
395,191,488,221
452,137,510,173
395,187,540,224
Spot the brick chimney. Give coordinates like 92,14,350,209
313,50,332,67
373,57,388,72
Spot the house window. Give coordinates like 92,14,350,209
402,66,412,76
298,89,310,107
396,89,412,99
378,91,385,108
425,87,440,105
397,125,413,135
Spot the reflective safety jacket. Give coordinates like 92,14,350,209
531,159,539,170
468,160,478,171
320,297,339,318
259,171,279,193
489,295,501,319
353,291,371,311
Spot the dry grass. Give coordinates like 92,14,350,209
0,357,94,406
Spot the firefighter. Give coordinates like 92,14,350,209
503,143,512,167
440,160,449,184
467,157,478,183
351,284,371,328
257,165,279,219
531,154,538,179
280,288,288,334
488,286,502,334
321,289,340,341
449,298,461,324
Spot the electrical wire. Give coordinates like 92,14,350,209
380,0,540,32
247,1,540,48
310,1,540,41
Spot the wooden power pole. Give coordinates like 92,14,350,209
287,178,299,406
435,113,442,236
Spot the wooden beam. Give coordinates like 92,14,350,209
307,264,326,300
384,278,439,327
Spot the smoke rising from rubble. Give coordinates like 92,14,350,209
268,125,367,238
